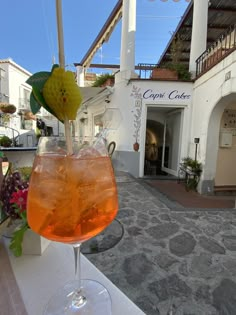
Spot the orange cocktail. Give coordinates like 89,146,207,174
27,153,118,243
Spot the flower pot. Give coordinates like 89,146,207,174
0,136,12,147
101,77,115,87
0,104,16,114
22,229,50,255
1,143,12,148
151,68,178,80
133,142,139,152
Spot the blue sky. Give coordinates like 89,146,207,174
0,0,189,74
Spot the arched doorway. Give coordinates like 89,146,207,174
203,93,236,194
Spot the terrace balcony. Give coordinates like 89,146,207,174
196,24,236,78
134,24,236,82
81,24,236,84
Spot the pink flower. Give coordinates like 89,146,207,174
10,189,28,213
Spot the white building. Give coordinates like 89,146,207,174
1,1,235,195
75,0,236,195
0,58,35,145
0,58,65,145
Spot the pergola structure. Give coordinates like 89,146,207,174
75,0,236,71
77,0,122,69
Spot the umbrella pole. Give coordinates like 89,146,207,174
55,0,72,154
56,0,65,68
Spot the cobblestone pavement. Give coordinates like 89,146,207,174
84,172,236,315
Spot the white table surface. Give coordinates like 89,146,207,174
8,241,146,315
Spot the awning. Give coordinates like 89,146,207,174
79,86,113,106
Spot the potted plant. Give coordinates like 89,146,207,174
151,67,178,80
0,103,16,114
133,141,140,152
153,35,191,81
180,157,202,191
0,166,50,256
92,73,114,87
188,159,202,175
166,63,191,81
181,157,202,173
0,135,13,147
182,156,192,167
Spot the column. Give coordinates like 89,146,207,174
120,0,136,73
76,66,85,87
189,0,209,75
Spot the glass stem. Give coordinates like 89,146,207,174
73,244,81,285
72,243,86,308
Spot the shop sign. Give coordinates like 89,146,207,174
143,88,191,101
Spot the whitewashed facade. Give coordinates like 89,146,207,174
2,1,235,195
0,59,64,146
191,50,236,194
76,0,236,195
0,59,37,146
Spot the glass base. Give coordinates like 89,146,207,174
44,279,112,315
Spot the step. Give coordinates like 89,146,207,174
214,185,236,196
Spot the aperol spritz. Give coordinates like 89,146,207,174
27,137,118,314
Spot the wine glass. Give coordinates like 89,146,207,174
27,136,118,315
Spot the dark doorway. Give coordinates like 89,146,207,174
144,119,169,176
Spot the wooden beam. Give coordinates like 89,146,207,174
74,63,161,71
183,24,231,30
209,7,236,14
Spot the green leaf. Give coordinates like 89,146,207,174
9,224,28,257
26,64,64,123
51,64,59,72
26,72,50,90
32,87,48,108
30,92,41,114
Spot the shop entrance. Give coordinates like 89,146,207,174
144,107,183,177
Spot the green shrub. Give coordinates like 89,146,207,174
182,157,202,173
166,63,191,81
181,157,202,191
92,73,114,87
0,136,12,147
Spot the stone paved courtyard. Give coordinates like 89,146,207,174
84,172,236,315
